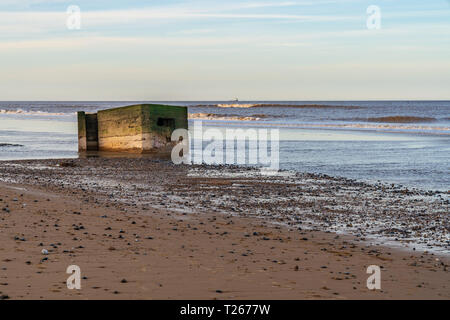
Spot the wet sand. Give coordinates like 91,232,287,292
0,158,449,299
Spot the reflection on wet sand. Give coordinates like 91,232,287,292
78,150,173,160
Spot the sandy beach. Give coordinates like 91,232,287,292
0,158,448,300
2,0,449,306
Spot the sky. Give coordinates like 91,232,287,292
0,0,449,101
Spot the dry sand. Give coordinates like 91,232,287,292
0,158,448,300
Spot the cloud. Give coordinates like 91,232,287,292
0,0,70,8
175,29,216,35
2,23,449,51
0,7,358,26
1,4,447,37
0,7,359,37
1,2,449,52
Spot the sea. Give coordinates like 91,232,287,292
0,101,449,192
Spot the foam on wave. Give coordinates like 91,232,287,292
0,109,73,116
0,143,24,147
287,123,450,132
189,113,269,121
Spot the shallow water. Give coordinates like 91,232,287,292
0,101,449,191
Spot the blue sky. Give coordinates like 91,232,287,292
0,0,449,100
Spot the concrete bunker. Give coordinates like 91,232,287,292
78,104,188,153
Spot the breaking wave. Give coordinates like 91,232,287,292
193,104,362,109
0,143,24,147
0,109,73,116
281,123,450,133
189,113,270,121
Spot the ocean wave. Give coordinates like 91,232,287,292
192,103,256,108
190,104,256,108
209,121,450,133
252,104,362,109
193,104,362,109
0,143,24,147
365,116,437,123
0,109,73,116
189,113,268,121
289,123,450,132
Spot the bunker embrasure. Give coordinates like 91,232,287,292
77,104,188,153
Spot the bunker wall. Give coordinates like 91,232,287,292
77,112,99,151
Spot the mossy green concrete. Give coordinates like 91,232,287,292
80,104,188,153
77,112,87,152
97,105,144,139
77,112,86,137
143,104,188,133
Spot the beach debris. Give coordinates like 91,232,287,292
41,249,49,255
0,143,23,147
58,161,76,168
